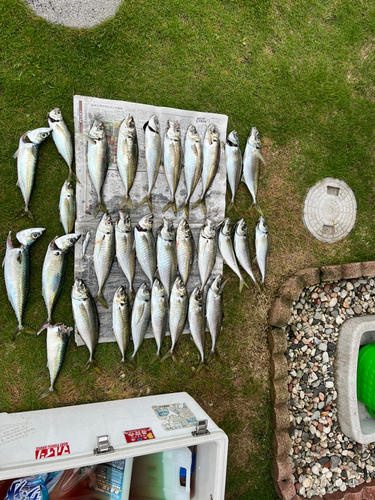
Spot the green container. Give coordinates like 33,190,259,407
357,342,375,418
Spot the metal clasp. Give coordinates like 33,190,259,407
192,419,210,437
93,435,114,455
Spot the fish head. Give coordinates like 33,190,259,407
138,213,154,231
89,120,106,140
235,218,247,236
48,323,73,337
114,285,129,306
177,218,191,238
201,219,216,239
257,216,268,234
148,114,160,133
72,279,90,300
119,114,136,137
152,279,166,297
99,213,114,234
55,233,81,251
186,124,199,142
159,218,174,240
26,127,52,145
191,286,203,306
116,210,132,233
166,119,180,141
62,180,74,197
220,218,232,236
248,127,261,148
227,130,239,147
172,277,187,298
205,124,220,145
16,228,45,246
48,108,63,123
210,274,227,295
137,283,151,302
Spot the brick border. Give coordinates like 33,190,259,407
268,261,375,500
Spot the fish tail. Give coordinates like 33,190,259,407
161,350,177,364
162,198,176,214
192,197,203,210
68,169,81,184
227,199,234,212
208,347,222,363
192,197,207,214
13,206,34,222
82,358,101,374
254,279,262,293
13,324,37,340
150,353,161,366
119,358,136,370
94,200,108,218
95,290,109,309
137,193,153,212
128,353,137,366
119,194,133,211
39,386,59,399
195,360,210,374
239,278,249,292
253,202,264,216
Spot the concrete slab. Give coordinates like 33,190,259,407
24,0,122,28
336,315,375,444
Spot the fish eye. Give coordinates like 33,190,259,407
69,238,74,243
32,233,39,238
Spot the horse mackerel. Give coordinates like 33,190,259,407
151,279,168,364
225,130,242,211
234,218,260,292
157,219,177,297
162,120,182,215
117,114,138,211
243,127,265,216
218,218,247,292
112,286,132,364
129,283,151,363
87,120,109,217
255,216,269,285
176,218,195,286
59,180,76,234
189,287,208,372
134,214,156,287
206,274,227,362
94,213,115,309
115,211,136,299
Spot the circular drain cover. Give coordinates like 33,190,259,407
303,177,357,243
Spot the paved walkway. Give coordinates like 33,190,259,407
24,0,122,28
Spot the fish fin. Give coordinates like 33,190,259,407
239,278,249,292
82,358,101,374
253,203,264,216
162,199,176,214
95,291,108,309
13,149,19,159
227,199,235,212
128,353,137,366
195,360,210,374
161,350,178,364
16,251,22,264
39,387,59,399
137,194,152,212
241,175,246,183
13,206,34,222
150,353,161,366
16,180,20,187
143,121,149,132
129,287,135,301
76,132,97,145
119,195,133,211
201,198,207,215
191,197,202,210
68,169,81,184
207,347,222,364
13,325,37,341
252,150,266,164
94,200,108,218
133,301,145,325
119,358,136,370
221,141,225,151
37,321,51,335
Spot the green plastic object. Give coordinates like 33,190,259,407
357,342,375,418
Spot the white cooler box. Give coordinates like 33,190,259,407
0,392,228,500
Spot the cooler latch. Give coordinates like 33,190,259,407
192,419,210,437
93,435,115,455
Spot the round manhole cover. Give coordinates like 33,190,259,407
303,178,357,243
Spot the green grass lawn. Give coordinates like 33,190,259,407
1,0,375,498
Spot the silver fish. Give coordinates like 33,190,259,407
225,130,242,211
13,127,51,220
94,213,115,309
117,115,138,211
188,287,208,372
129,283,151,363
138,115,161,212
71,279,100,373
198,218,218,290
178,125,202,219
255,216,269,285
40,323,72,399
192,124,221,214
59,180,76,234
48,108,79,183
206,275,227,362
218,218,246,292
176,218,195,286
115,211,136,299
162,119,182,214
134,214,156,287
161,277,188,363
38,233,81,334
86,120,109,217
157,219,177,297
3,228,45,339
243,127,265,216
234,218,260,292
82,230,91,260
151,279,168,363
112,285,131,363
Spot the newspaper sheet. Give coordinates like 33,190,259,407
73,95,228,345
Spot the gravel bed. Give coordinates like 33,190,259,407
286,277,375,498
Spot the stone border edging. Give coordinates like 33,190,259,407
268,261,375,500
